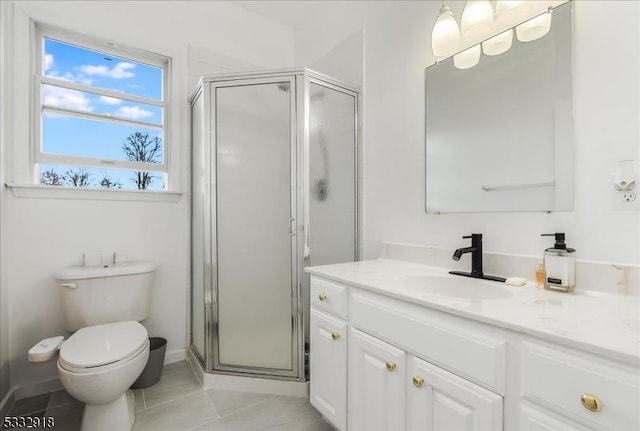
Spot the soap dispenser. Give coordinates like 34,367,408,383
541,233,576,292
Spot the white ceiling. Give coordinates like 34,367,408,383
234,0,329,30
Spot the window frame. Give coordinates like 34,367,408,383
32,23,172,190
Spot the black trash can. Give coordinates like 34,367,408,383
131,337,167,389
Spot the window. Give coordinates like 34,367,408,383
34,25,170,191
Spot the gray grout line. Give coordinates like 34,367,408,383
141,389,147,411
202,388,220,419
139,387,203,412
202,394,274,424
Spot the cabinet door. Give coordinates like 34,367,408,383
520,403,599,431
309,309,347,431
348,327,406,431
408,355,502,431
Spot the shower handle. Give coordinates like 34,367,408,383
288,217,296,237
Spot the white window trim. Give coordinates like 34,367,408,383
30,22,174,192
6,183,182,202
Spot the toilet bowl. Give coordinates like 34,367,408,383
57,321,150,431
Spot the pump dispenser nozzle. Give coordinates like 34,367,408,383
541,233,568,250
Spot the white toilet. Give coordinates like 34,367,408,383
37,262,156,431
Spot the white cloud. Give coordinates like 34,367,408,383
80,62,136,79
44,70,93,86
118,106,153,120
99,96,122,105
43,86,94,112
44,54,54,72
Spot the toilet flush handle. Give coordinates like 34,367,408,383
59,282,77,289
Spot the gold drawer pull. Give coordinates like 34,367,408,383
386,361,396,372
412,376,425,388
331,331,340,340
581,393,602,412
318,293,327,301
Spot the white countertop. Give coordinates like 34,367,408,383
306,258,640,367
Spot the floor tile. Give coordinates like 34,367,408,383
191,396,312,431
143,368,202,408
133,389,145,412
133,391,218,431
47,390,80,410
204,389,272,417
299,418,335,431
162,361,192,377
45,402,84,431
8,393,51,416
273,396,322,428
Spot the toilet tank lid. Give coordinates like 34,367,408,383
56,262,156,280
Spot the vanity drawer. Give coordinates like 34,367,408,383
350,289,506,394
521,341,640,431
310,276,348,319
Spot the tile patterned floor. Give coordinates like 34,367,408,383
2,361,333,431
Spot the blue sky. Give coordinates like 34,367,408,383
41,38,165,189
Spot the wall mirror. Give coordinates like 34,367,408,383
425,1,573,214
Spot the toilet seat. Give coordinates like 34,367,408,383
59,321,148,373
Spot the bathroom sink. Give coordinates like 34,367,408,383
393,274,513,300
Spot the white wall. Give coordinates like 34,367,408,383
295,0,640,266
3,1,294,395
0,0,12,406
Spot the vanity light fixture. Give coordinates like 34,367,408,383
516,7,553,42
495,0,531,24
453,44,481,69
482,0,526,56
482,29,513,56
461,0,494,42
433,1,557,70
431,0,460,58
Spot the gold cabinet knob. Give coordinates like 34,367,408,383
331,331,340,340
412,376,425,388
386,361,396,372
318,293,327,301
581,393,602,412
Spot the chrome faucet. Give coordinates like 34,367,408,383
450,234,506,283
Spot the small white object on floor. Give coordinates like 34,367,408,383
505,277,527,286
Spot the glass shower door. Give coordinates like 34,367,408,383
214,78,298,375
308,80,357,266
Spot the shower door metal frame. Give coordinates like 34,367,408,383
208,75,301,379
191,69,360,382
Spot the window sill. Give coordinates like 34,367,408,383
6,184,183,202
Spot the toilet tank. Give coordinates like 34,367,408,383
56,262,156,332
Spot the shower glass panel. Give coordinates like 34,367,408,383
215,81,295,372
308,82,357,266
191,94,206,360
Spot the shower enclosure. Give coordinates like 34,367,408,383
190,69,359,381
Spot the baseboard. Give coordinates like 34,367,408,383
0,389,15,418
164,348,187,365
187,347,309,398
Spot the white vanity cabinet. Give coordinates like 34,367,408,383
408,355,502,430
308,272,639,431
348,327,407,430
518,340,640,431
309,278,348,431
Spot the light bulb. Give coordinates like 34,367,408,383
461,0,494,42
432,4,460,58
454,44,481,70
516,11,552,42
496,0,530,26
482,29,513,56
